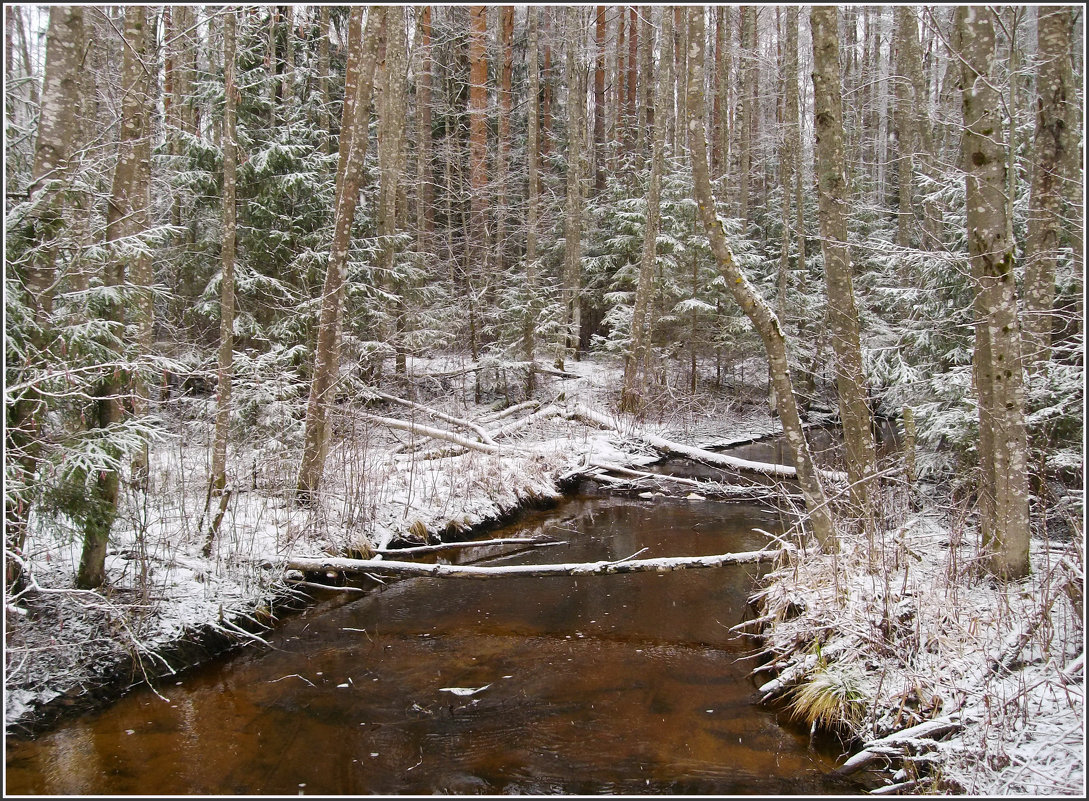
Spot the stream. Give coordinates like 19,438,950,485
6,434,882,794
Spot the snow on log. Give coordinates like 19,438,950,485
568,403,804,479
371,391,497,446
360,412,508,455
478,399,540,424
285,547,786,580
832,717,963,776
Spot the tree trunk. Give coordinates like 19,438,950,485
7,4,85,588
296,7,384,502
738,6,756,224
954,6,1031,580
627,6,638,152
638,7,654,168
1023,6,1073,369
497,6,514,267
286,547,786,581
686,6,836,553
593,6,606,194
209,7,238,503
524,7,540,397
467,5,488,364
621,6,671,413
562,6,584,361
378,6,407,374
615,7,626,162
317,5,331,153
77,5,150,589
810,6,879,531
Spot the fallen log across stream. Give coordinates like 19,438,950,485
285,547,787,580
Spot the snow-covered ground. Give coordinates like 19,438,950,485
5,355,1084,795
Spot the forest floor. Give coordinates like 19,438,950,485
4,355,1084,796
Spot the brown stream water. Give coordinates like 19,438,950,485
5,491,874,795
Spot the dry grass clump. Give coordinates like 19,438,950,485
747,489,1084,795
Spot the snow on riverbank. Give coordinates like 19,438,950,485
6,355,1082,797
5,358,775,734
750,505,1084,795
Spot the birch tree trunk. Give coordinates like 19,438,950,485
954,6,1031,580
210,7,237,497
620,6,671,414
686,6,836,553
811,6,879,531
296,7,384,502
1023,6,1073,369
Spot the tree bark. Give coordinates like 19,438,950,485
378,6,407,374
466,5,488,364
7,4,85,588
562,6,584,361
296,7,384,502
593,6,606,194
524,7,540,397
810,6,879,530
621,7,671,414
685,6,837,552
209,7,238,505
1023,6,1073,369
954,6,1031,580
496,6,514,268
77,6,150,589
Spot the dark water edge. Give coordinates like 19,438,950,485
5,488,883,795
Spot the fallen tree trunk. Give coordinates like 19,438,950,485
569,403,848,483
377,536,562,557
586,460,784,501
569,403,799,478
286,547,786,580
360,412,509,455
371,391,497,446
832,717,964,776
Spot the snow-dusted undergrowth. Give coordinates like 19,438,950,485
751,499,1084,795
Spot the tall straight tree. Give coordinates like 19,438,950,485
296,7,384,502
524,6,540,396
954,6,1031,580
378,5,408,373
686,6,836,552
593,6,606,194
210,6,238,499
77,5,150,588
496,6,514,267
204,6,238,555
466,5,487,362
810,6,879,530
561,5,585,360
620,6,671,413
1023,6,1074,369
415,6,432,247
7,4,85,587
